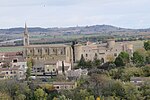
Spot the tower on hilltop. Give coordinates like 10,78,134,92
23,23,29,46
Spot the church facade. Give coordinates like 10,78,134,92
23,24,73,74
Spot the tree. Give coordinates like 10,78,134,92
124,82,140,100
16,94,26,100
132,51,145,66
62,61,65,75
0,80,31,100
114,56,125,67
78,54,86,68
26,67,31,80
146,50,150,64
92,53,101,67
89,95,95,100
114,52,129,67
34,88,47,100
86,60,93,69
120,67,144,81
140,82,150,100
144,40,150,51
118,52,130,63
0,92,12,100
26,57,34,80
142,66,150,77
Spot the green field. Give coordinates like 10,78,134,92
131,40,144,51
0,46,23,52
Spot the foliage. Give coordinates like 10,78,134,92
77,54,102,69
0,80,31,100
109,67,144,81
0,92,12,100
26,67,31,80
34,88,47,100
114,56,125,67
142,66,150,77
144,40,150,51
140,82,150,100
78,54,86,68
114,52,129,67
132,51,146,66
146,50,150,64
26,57,34,80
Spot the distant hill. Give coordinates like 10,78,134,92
0,25,150,35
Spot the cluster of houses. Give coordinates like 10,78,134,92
0,52,27,80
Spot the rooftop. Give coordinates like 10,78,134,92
24,44,68,48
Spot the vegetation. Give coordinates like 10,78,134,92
144,40,150,51
114,52,130,67
0,41,149,100
77,54,102,69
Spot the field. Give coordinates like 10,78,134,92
0,40,145,53
130,40,144,51
0,46,23,52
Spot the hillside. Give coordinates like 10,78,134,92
0,25,150,35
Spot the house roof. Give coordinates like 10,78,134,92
130,77,150,81
52,82,75,85
0,56,25,62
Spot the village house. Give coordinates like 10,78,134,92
52,82,77,90
130,77,150,86
0,67,25,80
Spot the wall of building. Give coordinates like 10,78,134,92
74,40,133,63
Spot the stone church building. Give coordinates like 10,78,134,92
23,24,73,75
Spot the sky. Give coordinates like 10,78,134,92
0,0,150,29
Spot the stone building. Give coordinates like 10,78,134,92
52,82,77,90
74,39,133,63
0,67,25,80
23,24,73,74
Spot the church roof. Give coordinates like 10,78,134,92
24,44,68,48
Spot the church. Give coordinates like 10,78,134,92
23,24,73,76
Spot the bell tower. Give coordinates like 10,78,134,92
23,23,29,46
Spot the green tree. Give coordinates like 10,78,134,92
16,94,26,100
120,67,143,81
86,60,93,69
132,51,145,66
34,88,47,100
26,57,34,80
26,67,32,81
89,95,95,100
119,52,130,63
140,82,150,100
62,61,65,75
124,82,140,100
0,92,12,100
146,50,150,64
114,52,129,67
114,56,125,67
142,66,150,77
78,54,86,68
144,40,150,51
93,53,101,67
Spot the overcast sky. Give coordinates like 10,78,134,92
0,0,150,29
